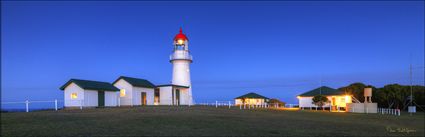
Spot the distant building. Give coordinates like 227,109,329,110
60,79,119,107
235,92,269,105
297,86,351,110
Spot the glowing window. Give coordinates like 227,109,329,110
120,89,126,97
71,93,78,99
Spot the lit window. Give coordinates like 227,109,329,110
120,89,126,97
71,93,78,99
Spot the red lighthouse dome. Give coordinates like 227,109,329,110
174,27,188,42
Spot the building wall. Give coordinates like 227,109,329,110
114,79,134,106
159,86,173,105
329,96,351,107
171,56,191,87
178,88,189,105
64,83,84,107
299,97,317,108
105,91,119,106
299,95,351,108
84,90,98,107
171,59,193,105
133,87,155,105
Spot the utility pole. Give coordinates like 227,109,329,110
320,74,322,95
409,62,413,105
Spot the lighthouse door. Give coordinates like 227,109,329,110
176,89,180,105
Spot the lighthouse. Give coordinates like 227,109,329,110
170,28,193,105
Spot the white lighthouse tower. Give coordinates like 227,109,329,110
170,28,193,105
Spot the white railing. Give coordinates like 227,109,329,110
1,99,62,112
285,104,299,108
197,101,292,110
170,51,192,61
196,101,234,109
239,102,273,109
351,96,361,103
378,108,401,116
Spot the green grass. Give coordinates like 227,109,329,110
1,106,424,136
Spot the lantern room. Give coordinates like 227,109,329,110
173,28,189,50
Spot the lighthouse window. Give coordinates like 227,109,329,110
176,45,184,50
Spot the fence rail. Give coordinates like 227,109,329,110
196,101,294,110
1,99,62,112
378,108,400,116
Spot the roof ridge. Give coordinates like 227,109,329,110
70,78,111,84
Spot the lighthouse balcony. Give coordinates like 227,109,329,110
170,52,192,61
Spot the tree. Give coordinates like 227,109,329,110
338,82,377,103
312,95,329,110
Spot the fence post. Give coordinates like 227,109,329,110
55,99,58,111
25,100,29,112
80,100,83,110
118,97,120,107
215,101,218,108
228,101,231,109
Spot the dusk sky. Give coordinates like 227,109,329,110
1,1,424,105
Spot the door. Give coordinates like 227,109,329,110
175,89,180,105
141,92,147,105
98,91,105,107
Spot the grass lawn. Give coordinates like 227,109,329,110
1,106,424,136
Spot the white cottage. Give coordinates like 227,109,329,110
235,92,269,105
112,76,156,106
60,79,119,108
297,86,352,111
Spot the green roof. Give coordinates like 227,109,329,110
60,79,119,91
113,76,155,88
235,92,269,99
298,86,345,97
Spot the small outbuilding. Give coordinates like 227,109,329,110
112,76,156,106
60,79,120,108
235,92,269,105
156,84,190,105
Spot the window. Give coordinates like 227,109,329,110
71,93,78,99
120,89,126,97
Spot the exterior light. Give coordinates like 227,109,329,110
345,95,351,103
177,39,184,45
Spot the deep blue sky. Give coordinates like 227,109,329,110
1,1,424,104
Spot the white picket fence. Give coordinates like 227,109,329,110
197,101,292,110
1,99,62,112
378,108,401,116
